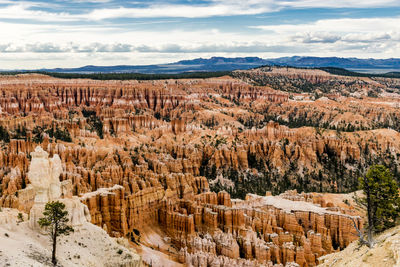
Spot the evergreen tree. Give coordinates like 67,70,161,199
0,126,10,143
38,201,74,266
356,165,400,247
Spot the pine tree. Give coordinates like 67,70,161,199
38,201,74,266
355,165,400,247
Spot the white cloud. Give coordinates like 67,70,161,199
252,17,400,45
278,0,399,8
0,1,399,68
0,14,399,69
249,17,400,58
252,17,400,33
85,3,276,20
0,0,396,22
0,1,276,21
0,41,305,54
0,3,78,21
0,42,135,53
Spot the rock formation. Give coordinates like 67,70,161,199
164,192,361,267
0,144,142,267
26,146,91,230
27,146,62,203
0,72,398,266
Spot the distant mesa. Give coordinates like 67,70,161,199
6,56,400,74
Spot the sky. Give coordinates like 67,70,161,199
0,0,399,69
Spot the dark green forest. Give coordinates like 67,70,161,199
0,71,231,80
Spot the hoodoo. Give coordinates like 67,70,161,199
0,69,399,266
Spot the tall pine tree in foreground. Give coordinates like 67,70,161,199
38,201,74,266
354,165,400,247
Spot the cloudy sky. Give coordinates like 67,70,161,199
0,0,399,69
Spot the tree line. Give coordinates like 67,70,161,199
0,71,232,80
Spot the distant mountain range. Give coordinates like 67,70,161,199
266,56,400,74
16,56,400,74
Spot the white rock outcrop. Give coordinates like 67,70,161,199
28,146,62,204
28,146,90,230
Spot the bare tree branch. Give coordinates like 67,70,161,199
350,217,373,247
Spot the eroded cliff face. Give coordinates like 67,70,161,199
0,73,398,266
172,192,361,267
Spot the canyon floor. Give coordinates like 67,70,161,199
0,67,400,266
